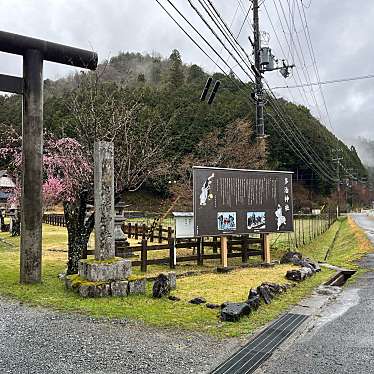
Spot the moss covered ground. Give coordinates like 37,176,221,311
0,216,371,337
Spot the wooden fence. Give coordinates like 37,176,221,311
122,222,173,243
43,211,338,272
43,214,66,227
42,214,173,242
87,235,264,272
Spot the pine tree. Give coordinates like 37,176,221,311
168,49,184,88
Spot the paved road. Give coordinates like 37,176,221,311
0,299,238,374
255,213,374,374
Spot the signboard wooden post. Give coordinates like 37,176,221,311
261,233,271,264
193,166,294,267
221,236,228,267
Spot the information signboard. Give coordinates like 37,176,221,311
193,166,293,236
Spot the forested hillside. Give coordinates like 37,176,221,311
0,50,367,202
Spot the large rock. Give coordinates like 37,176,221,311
221,302,251,322
246,295,260,310
305,258,321,272
206,303,221,309
78,258,132,282
189,297,206,305
248,288,258,299
285,266,313,282
260,282,287,295
152,273,170,298
298,259,317,272
280,251,303,264
257,285,273,304
281,251,320,273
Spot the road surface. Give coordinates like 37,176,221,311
0,298,237,374
255,213,374,374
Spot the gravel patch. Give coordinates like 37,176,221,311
0,298,239,374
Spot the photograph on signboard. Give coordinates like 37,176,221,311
217,212,236,231
199,173,215,206
247,211,266,230
275,204,287,230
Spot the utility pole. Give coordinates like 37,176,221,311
332,149,343,215
251,0,294,138
253,0,264,137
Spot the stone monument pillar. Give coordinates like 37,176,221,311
67,141,145,298
94,141,115,260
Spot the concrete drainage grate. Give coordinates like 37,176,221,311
210,313,308,374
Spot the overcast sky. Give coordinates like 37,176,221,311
1,0,373,156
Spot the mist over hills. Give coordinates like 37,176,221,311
0,50,368,197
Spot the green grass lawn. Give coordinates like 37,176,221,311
0,216,370,338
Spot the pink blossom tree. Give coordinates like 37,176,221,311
0,74,171,274
1,132,93,274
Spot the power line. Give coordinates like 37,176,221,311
275,0,325,126
202,0,256,71
262,2,312,110
294,0,335,133
272,73,374,89
211,2,240,69
153,0,251,94
154,0,340,183
192,0,255,80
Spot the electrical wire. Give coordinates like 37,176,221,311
154,0,341,183
191,0,255,81
271,73,374,89
294,0,335,133
156,0,254,89
276,0,325,126
211,2,240,69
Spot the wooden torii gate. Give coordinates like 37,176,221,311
0,30,98,284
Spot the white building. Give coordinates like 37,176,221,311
0,170,16,210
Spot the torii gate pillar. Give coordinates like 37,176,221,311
0,30,98,283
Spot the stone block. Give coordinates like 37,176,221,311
127,278,146,295
221,302,251,322
65,276,74,290
78,258,132,282
111,280,128,297
79,283,111,298
166,272,177,290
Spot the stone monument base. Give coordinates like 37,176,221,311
64,256,146,298
78,257,131,282
65,273,146,298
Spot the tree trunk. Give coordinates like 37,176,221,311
64,190,95,275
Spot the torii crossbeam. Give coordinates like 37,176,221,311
0,30,98,284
